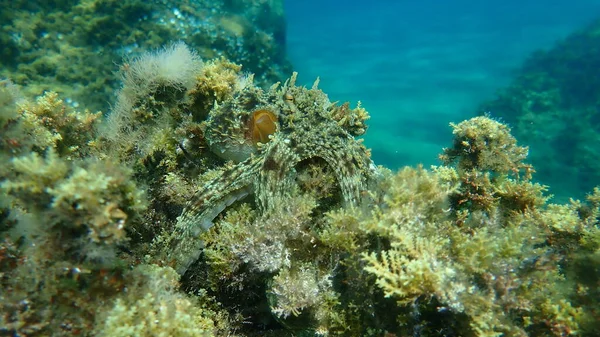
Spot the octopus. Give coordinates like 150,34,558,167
170,73,376,274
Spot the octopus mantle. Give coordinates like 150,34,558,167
170,73,376,274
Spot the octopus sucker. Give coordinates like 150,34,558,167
170,73,374,274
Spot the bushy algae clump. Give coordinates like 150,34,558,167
1,42,599,337
359,117,595,336
0,81,147,335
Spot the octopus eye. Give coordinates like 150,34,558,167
250,109,278,144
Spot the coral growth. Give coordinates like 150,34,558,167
440,116,532,177
1,88,101,160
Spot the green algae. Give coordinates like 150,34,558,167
0,0,292,112
0,40,599,337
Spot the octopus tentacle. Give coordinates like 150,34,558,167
177,156,262,233
287,122,371,207
171,156,261,273
255,136,301,211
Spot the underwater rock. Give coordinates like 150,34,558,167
0,0,291,112
479,19,600,200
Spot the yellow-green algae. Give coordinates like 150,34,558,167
0,0,291,112
0,45,599,337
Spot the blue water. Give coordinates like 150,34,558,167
285,0,600,169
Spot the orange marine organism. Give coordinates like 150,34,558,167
249,109,278,145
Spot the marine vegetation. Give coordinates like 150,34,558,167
1,42,599,337
479,19,600,201
0,0,291,112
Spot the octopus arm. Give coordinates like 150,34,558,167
294,126,372,207
170,157,261,274
255,136,301,211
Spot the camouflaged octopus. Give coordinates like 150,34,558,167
171,73,375,274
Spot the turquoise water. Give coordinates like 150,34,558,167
285,0,600,169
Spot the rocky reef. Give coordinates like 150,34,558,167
1,41,599,336
479,19,600,201
0,0,291,112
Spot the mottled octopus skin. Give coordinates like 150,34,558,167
171,74,375,274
